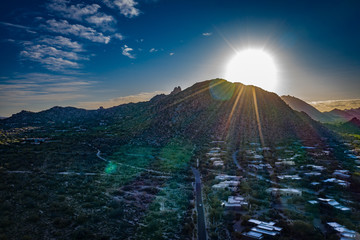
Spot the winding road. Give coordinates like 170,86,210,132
192,167,207,240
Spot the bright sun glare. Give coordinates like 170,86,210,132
225,49,278,91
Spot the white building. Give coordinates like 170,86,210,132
221,196,248,209
267,188,302,197
213,161,224,167
212,180,240,191
323,178,350,187
327,222,358,239
275,160,295,166
242,219,282,239
304,172,321,177
215,174,241,181
277,175,301,180
318,198,351,211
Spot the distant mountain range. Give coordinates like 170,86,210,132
281,95,360,123
1,79,333,146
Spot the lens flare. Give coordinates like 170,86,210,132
209,79,235,101
225,49,278,92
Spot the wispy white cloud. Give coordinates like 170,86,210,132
20,42,89,71
169,52,174,56
113,33,124,40
39,36,84,52
121,45,135,58
202,32,212,36
47,0,118,31
102,0,140,18
21,44,85,60
44,19,111,44
77,91,164,109
86,12,116,30
47,0,101,21
149,48,157,53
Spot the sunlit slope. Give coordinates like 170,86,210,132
281,95,332,122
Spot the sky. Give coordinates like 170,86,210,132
0,0,360,117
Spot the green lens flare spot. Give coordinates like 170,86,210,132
105,161,117,174
209,79,235,101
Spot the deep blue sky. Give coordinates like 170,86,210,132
0,0,359,116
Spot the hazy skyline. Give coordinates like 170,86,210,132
1,0,360,117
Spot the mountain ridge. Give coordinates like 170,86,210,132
1,79,333,147
282,95,360,123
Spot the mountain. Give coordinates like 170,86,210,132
345,108,360,119
347,117,360,128
325,117,360,134
323,108,360,122
322,108,355,122
281,95,332,122
1,79,332,146
282,95,360,123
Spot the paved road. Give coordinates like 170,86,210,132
232,150,242,170
192,167,207,240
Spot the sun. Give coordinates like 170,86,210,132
225,49,278,91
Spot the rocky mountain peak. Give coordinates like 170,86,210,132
170,86,181,95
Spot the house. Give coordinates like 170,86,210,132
277,175,301,180
242,231,263,239
252,154,264,159
318,198,351,211
206,152,222,157
327,222,358,239
305,164,325,171
333,170,351,179
323,178,350,187
212,180,240,191
242,219,282,239
213,161,224,167
211,147,221,151
221,196,248,209
248,164,272,171
304,172,321,177
215,175,241,181
301,146,316,149
267,188,302,197
275,160,295,166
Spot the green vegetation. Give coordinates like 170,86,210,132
135,139,194,239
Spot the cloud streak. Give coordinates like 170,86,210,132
309,99,360,112
44,19,111,44
0,73,95,116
